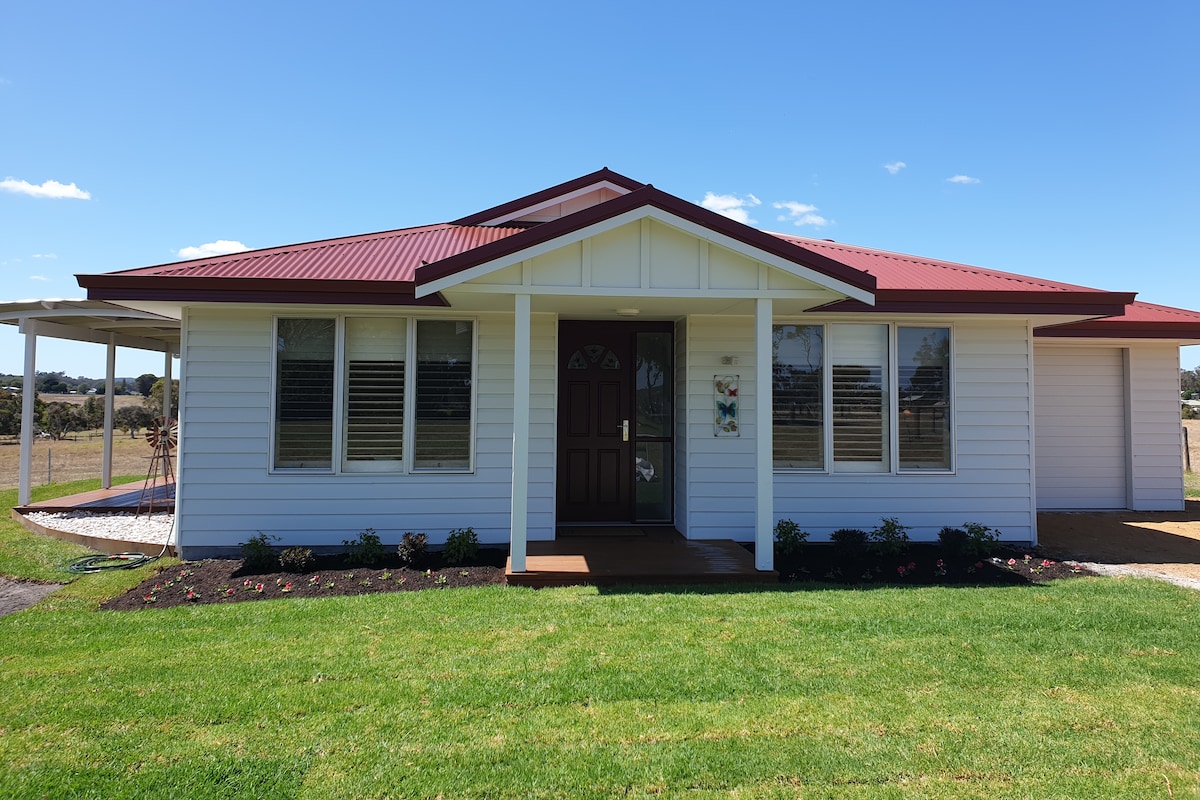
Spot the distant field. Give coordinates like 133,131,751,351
37,392,148,410
0,402,170,489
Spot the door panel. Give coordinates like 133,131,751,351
557,321,674,524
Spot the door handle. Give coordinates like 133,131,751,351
621,420,629,442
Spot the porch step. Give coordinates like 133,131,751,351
505,538,777,588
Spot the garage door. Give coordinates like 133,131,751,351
1034,346,1128,509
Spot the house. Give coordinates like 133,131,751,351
73,169,1200,570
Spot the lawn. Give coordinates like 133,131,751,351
2,492,1199,798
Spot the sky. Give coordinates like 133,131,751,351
2,0,1198,378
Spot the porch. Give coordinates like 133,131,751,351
11,479,175,556
505,528,776,588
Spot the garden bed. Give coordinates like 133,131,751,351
101,549,507,611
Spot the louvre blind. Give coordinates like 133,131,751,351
343,318,406,470
772,324,824,468
830,323,888,471
274,319,335,469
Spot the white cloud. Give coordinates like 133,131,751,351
0,177,91,199
946,174,980,184
700,192,762,225
29,275,49,281
31,253,57,259
884,161,906,175
773,201,829,228
176,239,250,259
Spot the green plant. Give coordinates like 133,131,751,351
442,527,479,565
829,528,869,559
278,546,315,573
240,532,279,571
344,528,385,566
397,532,429,567
870,517,910,557
773,519,809,561
937,526,969,557
962,521,1000,558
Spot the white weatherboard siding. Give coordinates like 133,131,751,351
1034,345,1128,509
176,307,554,557
1128,342,1185,510
771,319,1037,542
1034,341,1184,511
681,316,759,540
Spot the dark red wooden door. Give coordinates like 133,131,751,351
557,322,634,523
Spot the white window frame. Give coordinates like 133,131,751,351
269,314,477,475
771,320,955,475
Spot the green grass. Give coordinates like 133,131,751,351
1186,468,1200,499
2,485,1199,798
0,476,142,583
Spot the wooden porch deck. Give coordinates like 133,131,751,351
13,478,174,515
505,528,776,588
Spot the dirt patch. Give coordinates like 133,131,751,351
1038,500,1200,585
0,577,61,617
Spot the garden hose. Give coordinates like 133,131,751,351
66,541,169,574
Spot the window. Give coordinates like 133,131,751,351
273,317,475,472
772,325,824,468
897,327,950,470
772,323,952,473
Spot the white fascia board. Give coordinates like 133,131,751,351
17,318,174,352
477,180,635,226
418,206,877,305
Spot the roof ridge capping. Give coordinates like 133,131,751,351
451,167,647,227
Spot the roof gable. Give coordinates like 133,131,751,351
452,168,645,226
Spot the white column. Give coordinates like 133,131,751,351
754,298,774,571
101,335,116,489
509,293,532,572
18,320,37,507
163,351,173,420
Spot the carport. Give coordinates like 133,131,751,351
0,299,180,506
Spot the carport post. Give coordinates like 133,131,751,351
18,319,37,507
101,335,115,489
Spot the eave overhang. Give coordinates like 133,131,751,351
77,275,449,307
811,290,1137,317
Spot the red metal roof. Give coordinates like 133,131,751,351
1036,301,1200,339
104,224,525,283
74,169,1200,337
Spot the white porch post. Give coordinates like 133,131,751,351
163,350,173,420
101,335,116,489
754,298,774,571
18,319,37,507
509,293,532,572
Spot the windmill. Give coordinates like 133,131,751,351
137,417,177,517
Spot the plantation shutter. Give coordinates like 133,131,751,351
274,318,335,469
413,320,473,470
831,323,889,472
343,317,406,472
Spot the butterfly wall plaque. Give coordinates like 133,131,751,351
713,375,739,437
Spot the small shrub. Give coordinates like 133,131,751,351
397,532,428,567
870,517,910,557
773,519,809,560
241,532,279,571
344,528,385,566
830,528,869,559
442,527,479,565
962,522,1000,558
938,527,970,557
279,546,315,573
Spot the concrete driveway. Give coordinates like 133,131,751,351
1038,500,1200,588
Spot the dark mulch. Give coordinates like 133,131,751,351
103,543,1094,611
777,544,1096,587
101,550,507,611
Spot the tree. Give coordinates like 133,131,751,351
114,406,156,438
40,402,88,440
81,396,105,429
144,378,180,420
1181,366,1200,400
135,373,158,397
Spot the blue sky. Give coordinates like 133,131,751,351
2,0,1197,377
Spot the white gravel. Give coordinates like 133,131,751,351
24,510,174,546
1070,561,1200,592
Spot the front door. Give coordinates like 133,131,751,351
557,321,673,524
